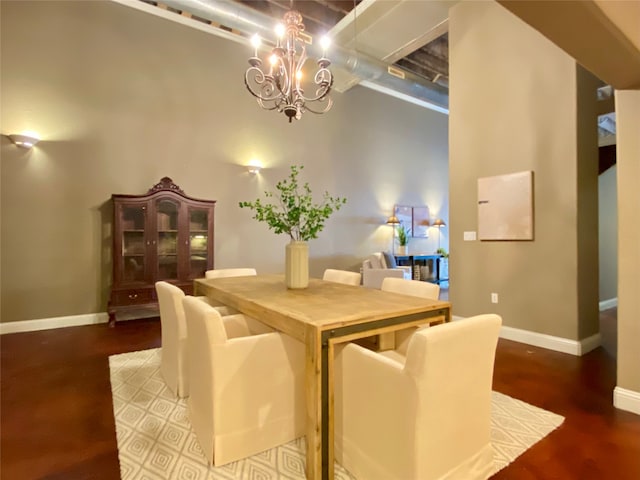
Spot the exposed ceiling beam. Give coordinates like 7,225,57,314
497,0,640,89
402,49,448,78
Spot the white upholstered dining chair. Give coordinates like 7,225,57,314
381,276,440,299
182,296,306,466
323,268,362,286
204,267,257,279
380,277,441,357
203,268,257,315
334,314,502,480
155,281,247,398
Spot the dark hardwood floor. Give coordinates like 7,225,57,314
1,310,639,480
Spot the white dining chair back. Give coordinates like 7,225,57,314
335,314,502,480
323,269,361,286
182,296,305,466
380,277,441,356
205,268,257,279
381,276,440,299
203,268,257,314
155,281,189,397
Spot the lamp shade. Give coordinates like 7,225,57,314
433,218,446,227
386,215,400,225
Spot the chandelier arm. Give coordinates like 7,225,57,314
294,86,332,103
245,67,288,102
256,98,281,111
276,59,291,99
293,41,307,93
301,97,333,115
293,69,333,103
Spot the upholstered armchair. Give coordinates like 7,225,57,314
323,268,362,286
361,252,411,289
182,296,306,466
334,314,502,480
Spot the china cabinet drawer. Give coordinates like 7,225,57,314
113,289,154,306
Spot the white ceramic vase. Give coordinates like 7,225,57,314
285,241,309,289
396,245,408,255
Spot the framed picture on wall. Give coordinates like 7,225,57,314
394,205,413,235
412,206,431,237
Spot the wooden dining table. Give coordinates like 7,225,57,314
194,274,451,480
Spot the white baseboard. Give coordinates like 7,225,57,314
579,333,602,355
599,297,618,311
499,325,601,356
0,313,109,335
614,387,640,416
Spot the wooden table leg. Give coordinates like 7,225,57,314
305,325,322,480
327,340,338,480
377,332,395,350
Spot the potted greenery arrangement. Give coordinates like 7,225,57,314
239,165,346,289
396,224,410,255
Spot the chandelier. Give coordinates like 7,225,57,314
244,9,333,123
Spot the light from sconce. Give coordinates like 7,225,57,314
247,159,263,175
8,133,41,148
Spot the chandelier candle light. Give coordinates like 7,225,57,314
244,9,333,123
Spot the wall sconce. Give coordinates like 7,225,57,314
247,159,263,175
8,134,40,148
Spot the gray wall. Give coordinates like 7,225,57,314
449,1,599,341
615,90,640,398
598,165,617,302
0,1,449,323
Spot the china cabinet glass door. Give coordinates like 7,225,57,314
156,199,180,281
120,204,146,283
189,207,210,278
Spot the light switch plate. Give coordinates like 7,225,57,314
464,231,477,241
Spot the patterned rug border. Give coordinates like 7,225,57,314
109,348,564,479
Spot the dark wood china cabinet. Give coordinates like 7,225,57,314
108,177,215,326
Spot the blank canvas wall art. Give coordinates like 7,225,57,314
478,171,534,241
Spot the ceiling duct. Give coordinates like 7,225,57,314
151,0,449,113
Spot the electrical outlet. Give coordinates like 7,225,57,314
464,231,477,241
491,293,498,304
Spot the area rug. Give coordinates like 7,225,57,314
109,348,564,479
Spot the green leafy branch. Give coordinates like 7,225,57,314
239,165,347,242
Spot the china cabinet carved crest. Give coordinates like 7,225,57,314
108,177,215,326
